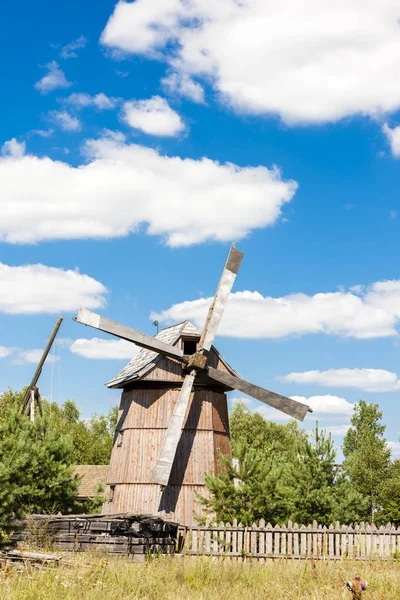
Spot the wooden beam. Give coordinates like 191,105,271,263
22,316,63,412
151,371,196,486
207,367,311,421
74,309,184,361
199,245,244,353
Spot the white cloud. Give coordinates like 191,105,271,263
0,347,13,359
70,337,139,360
101,0,400,125
49,110,81,131
0,263,107,314
122,96,185,136
35,61,72,94
19,349,59,365
290,395,354,417
282,368,400,392
161,72,205,103
388,441,400,458
251,394,354,423
1,139,26,158
153,280,400,339
64,92,118,110
254,404,291,422
32,129,54,138
61,35,87,60
383,123,400,157
0,131,295,245
324,424,350,437
229,396,253,409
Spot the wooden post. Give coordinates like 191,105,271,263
30,388,35,423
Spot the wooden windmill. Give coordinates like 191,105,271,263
21,317,63,422
74,245,311,525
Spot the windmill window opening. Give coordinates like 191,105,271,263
183,338,199,355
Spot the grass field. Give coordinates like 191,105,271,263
1,553,400,599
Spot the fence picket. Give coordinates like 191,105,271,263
266,523,273,555
293,523,299,557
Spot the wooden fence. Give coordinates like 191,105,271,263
181,520,400,560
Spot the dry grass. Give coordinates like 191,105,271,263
1,553,400,599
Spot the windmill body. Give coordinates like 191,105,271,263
103,321,236,525
74,245,311,526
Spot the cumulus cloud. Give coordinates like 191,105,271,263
161,72,205,103
0,131,295,245
153,280,400,339
101,0,400,124
252,394,354,422
282,368,400,392
0,263,107,314
63,92,118,110
49,110,81,131
70,337,139,360
389,441,400,458
324,424,351,437
31,129,54,138
290,395,354,417
60,35,87,60
1,139,26,158
122,96,185,136
18,349,59,365
34,61,72,94
0,347,13,359
383,123,400,157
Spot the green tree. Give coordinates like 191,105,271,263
292,423,366,524
0,389,117,466
374,459,400,525
343,400,391,522
229,401,306,459
197,443,295,525
291,423,337,524
0,407,78,529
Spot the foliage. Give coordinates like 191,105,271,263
0,389,118,526
0,389,117,466
229,401,307,458
343,400,391,522
0,407,78,529
201,401,388,526
197,442,295,525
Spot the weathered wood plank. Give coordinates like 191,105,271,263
74,309,184,361
207,368,310,421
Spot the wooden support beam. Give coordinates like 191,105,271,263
151,371,196,486
74,309,184,361
199,245,244,353
207,367,311,421
22,317,63,412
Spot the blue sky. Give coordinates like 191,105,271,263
1,0,400,458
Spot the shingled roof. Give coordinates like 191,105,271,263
73,465,109,499
107,321,201,389
107,320,238,389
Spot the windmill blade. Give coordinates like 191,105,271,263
207,367,311,421
198,244,244,353
151,371,196,486
74,309,184,362
22,317,63,413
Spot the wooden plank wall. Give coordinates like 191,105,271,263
181,520,400,560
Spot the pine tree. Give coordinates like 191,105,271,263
343,400,391,522
291,423,338,524
197,443,295,525
0,407,78,529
